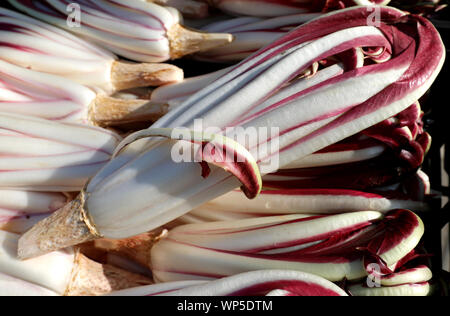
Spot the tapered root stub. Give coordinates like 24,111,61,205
94,229,168,268
91,95,169,126
168,24,234,59
18,192,101,260
65,253,152,296
111,61,184,91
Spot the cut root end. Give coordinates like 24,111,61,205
94,229,168,269
65,252,153,296
18,192,101,260
168,24,234,59
91,95,169,126
111,61,184,91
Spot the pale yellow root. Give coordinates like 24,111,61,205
65,252,153,296
168,24,233,59
90,94,169,126
94,229,168,269
18,191,100,260
111,61,184,91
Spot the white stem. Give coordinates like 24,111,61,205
10,0,232,62
0,112,121,192
0,7,115,92
184,188,430,222
167,212,382,252
0,231,75,294
109,270,348,296
151,212,382,282
108,280,208,296
150,66,233,105
381,266,432,286
283,144,386,169
0,190,68,234
197,13,320,62
348,282,430,296
151,238,367,282
0,273,59,296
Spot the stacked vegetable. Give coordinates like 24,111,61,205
0,0,447,296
